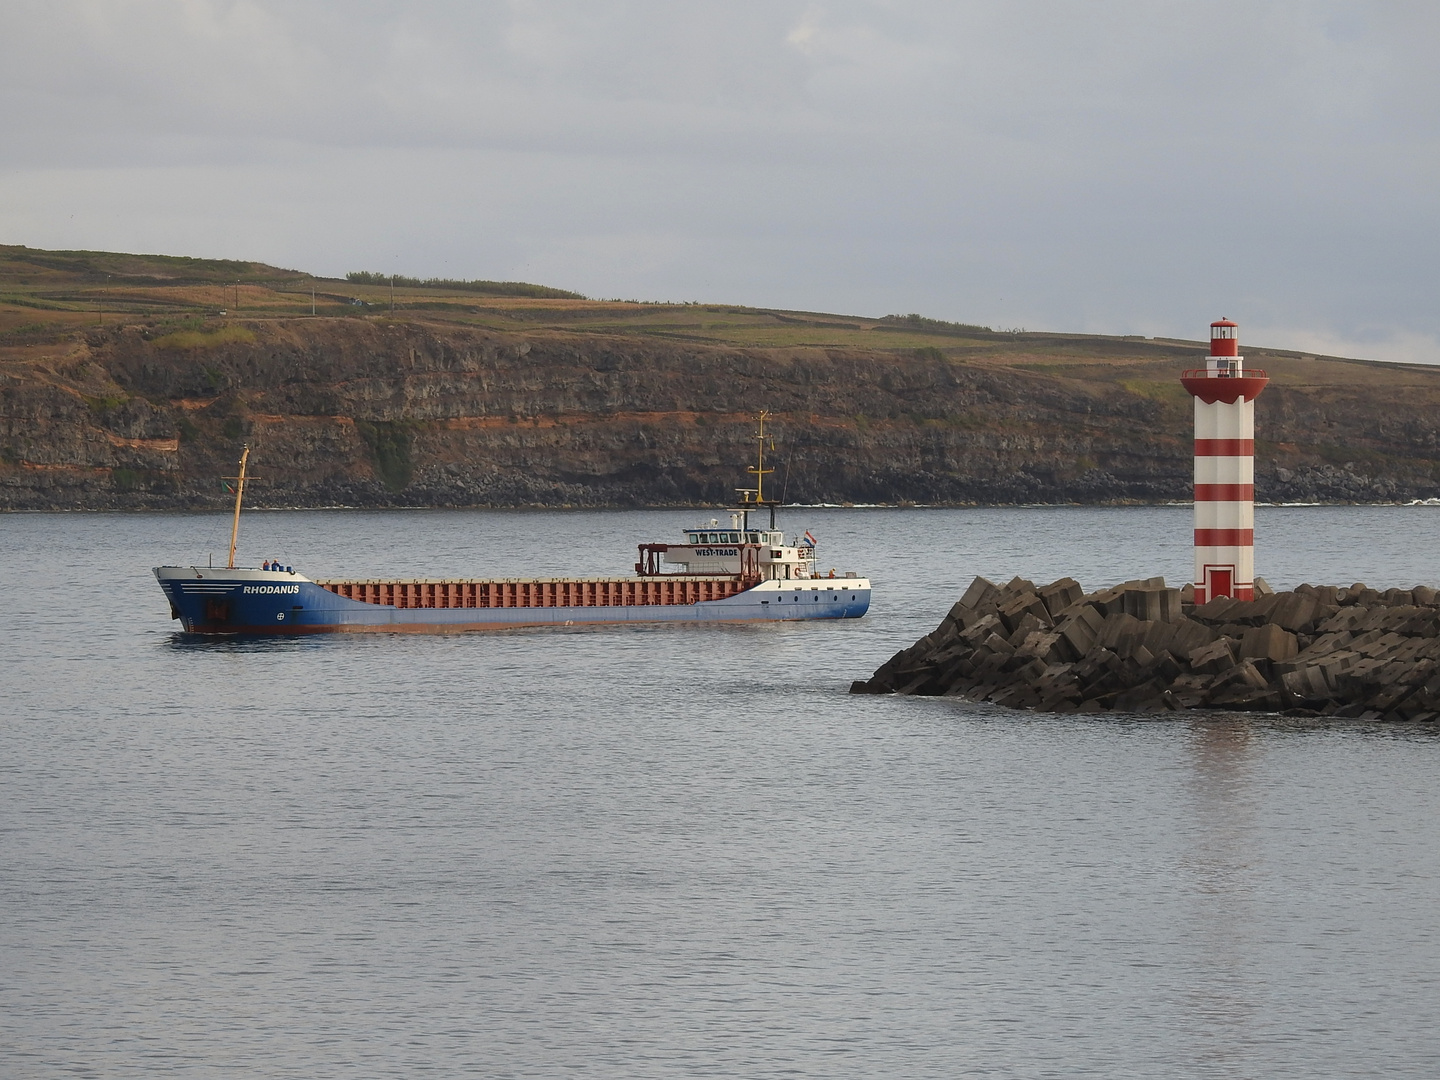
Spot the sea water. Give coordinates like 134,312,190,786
3,505,1440,1078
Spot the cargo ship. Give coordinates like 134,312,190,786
155,414,872,634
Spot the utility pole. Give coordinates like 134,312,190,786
311,282,316,316
390,273,395,315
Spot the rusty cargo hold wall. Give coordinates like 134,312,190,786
315,577,751,609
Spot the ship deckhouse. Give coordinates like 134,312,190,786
657,516,818,580
635,411,828,582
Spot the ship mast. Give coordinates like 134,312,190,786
746,410,778,529
226,444,250,570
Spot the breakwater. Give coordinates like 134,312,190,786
851,575,1440,719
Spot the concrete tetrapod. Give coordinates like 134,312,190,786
851,577,1440,719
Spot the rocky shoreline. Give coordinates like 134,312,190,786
851,575,1440,720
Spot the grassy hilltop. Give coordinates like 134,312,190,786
2,244,1439,509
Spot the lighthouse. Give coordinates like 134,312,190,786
1180,319,1269,603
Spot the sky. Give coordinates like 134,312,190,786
3,1,1439,362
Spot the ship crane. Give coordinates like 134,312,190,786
223,445,256,569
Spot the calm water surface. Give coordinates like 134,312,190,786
4,505,1440,1077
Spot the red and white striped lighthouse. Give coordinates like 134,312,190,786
1180,319,1269,603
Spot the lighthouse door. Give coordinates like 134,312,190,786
1207,567,1234,601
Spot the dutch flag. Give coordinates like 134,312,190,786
803,530,817,547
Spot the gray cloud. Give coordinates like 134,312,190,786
3,1,1439,360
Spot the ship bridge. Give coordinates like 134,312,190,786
646,512,816,581
634,412,829,582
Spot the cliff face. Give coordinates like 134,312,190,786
3,318,1439,509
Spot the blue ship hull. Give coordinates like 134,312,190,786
155,567,872,635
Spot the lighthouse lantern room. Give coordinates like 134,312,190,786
1180,319,1269,604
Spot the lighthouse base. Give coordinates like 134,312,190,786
1195,538,1255,605
1195,564,1254,605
